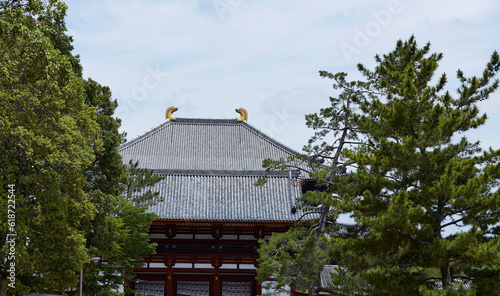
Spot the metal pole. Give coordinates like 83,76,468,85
79,268,83,296
79,257,100,296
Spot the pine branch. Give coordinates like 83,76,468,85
440,218,465,229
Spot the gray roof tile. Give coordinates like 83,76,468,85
119,118,304,222
119,118,298,171
149,173,301,221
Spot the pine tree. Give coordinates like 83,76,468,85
257,70,362,295
329,36,500,295
258,36,500,295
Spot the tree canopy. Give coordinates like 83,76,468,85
258,36,500,296
0,1,162,295
0,1,100,293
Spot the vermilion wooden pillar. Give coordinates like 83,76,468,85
129,280,136,296
254,259,262,295
255,280,262,295
213,268,220,296
164,255,175,296
211,255,222,296
165,268,173,296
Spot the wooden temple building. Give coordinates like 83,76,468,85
118,107,304,296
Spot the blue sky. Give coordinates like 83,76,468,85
65,0,500,152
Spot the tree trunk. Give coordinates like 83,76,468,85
308,205,330,296
308,281,319,296
441,264,452,289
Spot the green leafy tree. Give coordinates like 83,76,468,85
1,1,164,295
45,7,163,294
83,160,164,296
258,36,500,295
55,39,163,296
79,78,128,296
0,1,100,294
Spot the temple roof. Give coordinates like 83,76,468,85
118,117,303,222
148,171,301,221
119,118,297,171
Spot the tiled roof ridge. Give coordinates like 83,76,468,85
240,120,298,156
118,118,300,157
119,119,171,150
174,118,238,124
152,169,300,177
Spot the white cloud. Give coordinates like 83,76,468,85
65,0,500,152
